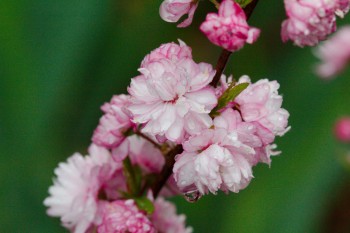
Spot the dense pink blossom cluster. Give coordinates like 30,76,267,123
44,140,189,232
315,26,350,78
45,40,289,232
174,76,289,194
281,0,350,47
159,0,199,28
200,0,260,52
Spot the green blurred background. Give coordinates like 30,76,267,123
1,0,350,232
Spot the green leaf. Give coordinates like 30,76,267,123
210,82,249,117
134,197,155,214
123,157,142,196
235,0,253,7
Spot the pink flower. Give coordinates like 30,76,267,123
335,0,350,17
281,0,341,47
97,200,156,233
214,108,278,166
173,128,254,194
44,145,119,233
159,0,199,28
151,198,193,233
334,117,350,142
141,40,192,68
127,135,165,174
200,0,260,52
92,95,134,149
315,26,350,78
127,41,217,143
235,76,290,137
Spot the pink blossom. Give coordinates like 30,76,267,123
97,200,156,233
173,128,254,194
200,0,260,52
151,198,193,233
92,95,134,149
158,175,182,197
127,41,217,143
281,0,340,47
315,26,350,78
44,145,119,233
213,108,278,166
235,76,290,137
159,0,198,28
111,135,165,173
335,0,350,17
141,40,192,68
334,117,350,142
127,135,165,174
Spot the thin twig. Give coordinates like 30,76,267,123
209,0,220,9
210,0,260,87
151,145,183,197
135,130,162,149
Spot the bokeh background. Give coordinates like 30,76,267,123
1,0,350,232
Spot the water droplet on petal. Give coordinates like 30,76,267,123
184,190,202,203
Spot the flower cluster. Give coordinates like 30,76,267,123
45,1,295,232
281,0,350,47
174,76,289,194
44,139,189,233
314,26,350,78
45,40,289,232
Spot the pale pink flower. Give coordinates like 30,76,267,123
200,0,260,52
335,0,350,17
103,169,127,200
128,42,217,143
111,135,164,173
281,0,339,47
235,76,290,137
97,200,156,233
315,26,350,78
214,108,277,166
44,145,119,233
127,135,165,174
141,40,192,68
92,95,134,149
159,0,198,28
151,198,193,233
334,117,350,142
173,128,254,194
158,175,182,197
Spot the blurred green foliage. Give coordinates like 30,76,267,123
1,0,350,232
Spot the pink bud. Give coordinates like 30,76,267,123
159,0,198,28
200,0,260,52
334,117,350,142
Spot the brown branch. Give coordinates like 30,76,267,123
151,145,183,197
210,0,260,87
244,0,260,20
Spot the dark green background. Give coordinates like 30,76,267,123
1,0,350,232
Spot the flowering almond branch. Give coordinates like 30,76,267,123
44,0,295,232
